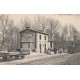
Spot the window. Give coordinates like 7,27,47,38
45,36,46,40
39,35,41,40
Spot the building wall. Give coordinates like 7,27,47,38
36,33,49,53
20,29,49,53
20,30,36,52
21,30,35,42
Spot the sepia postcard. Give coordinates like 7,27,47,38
0,14,80,65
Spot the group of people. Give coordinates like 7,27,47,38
46,44,76,54
46,47,63,54
54,48,63,54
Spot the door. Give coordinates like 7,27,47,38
44,44,46,53
39,43,41,53
30,43,35,52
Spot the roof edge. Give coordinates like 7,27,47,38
19,28,49,35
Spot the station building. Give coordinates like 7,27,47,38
20,27,54,53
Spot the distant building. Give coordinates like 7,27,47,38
20,27,50,53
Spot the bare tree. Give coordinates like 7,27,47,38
69,24,78,41
47,18,61,41
38,16,48,32
0,15,10,50
33,15,41,31
61,25,68,41
0,15,19,51
20,17,31,30
46,18,61,48
33,15,48,32
60,24,79,51
60,25,69,50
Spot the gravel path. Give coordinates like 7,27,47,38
55,53,80,65
21,54,76,65
21,53,80,65
0,53,67,65
0,53,79,65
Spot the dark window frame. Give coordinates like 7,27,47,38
39,35,41,40
45,36,46,40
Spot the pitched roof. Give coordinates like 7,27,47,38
19,28,49,35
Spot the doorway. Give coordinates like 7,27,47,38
44,44,46,53
39,43,41,53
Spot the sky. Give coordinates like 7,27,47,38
8,14,80,31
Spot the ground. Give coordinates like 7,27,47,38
55,53,80,65
0,52,80,65
22,53,80,65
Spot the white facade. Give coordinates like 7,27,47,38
36,33,49,53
